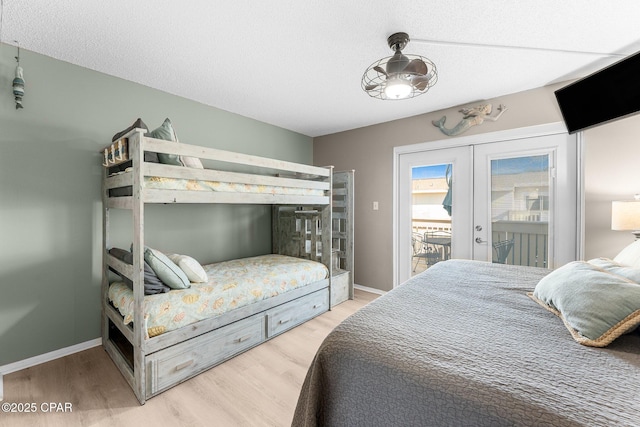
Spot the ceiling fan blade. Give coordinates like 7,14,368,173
365,83,379,91
373,65,388,77
404,58,428,75
411,75,430,91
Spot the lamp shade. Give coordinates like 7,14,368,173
611,200,640,231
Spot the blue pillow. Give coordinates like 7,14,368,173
108,247,170,295
143,247,190,289
147,118,182,166
146,118,203,169
529,260,640,347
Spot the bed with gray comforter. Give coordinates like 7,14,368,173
292,259,640,427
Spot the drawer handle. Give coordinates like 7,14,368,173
278,318,291,325
313,304,322,309
236,334,252,343
175,359,194,371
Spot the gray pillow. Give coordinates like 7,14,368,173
111,117,148,142
108,248,170,295
109,118,159,166
529,260,640,347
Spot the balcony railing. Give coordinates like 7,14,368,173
492,220,548,268
411,219,549,269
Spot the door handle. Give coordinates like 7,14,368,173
475,237,484,244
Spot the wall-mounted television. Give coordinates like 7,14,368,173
554,51,640,134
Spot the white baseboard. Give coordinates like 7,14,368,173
354,283,387,296
0,338,102,401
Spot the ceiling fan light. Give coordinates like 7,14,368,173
384,77,412,99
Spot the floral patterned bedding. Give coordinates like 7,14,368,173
144,176,325,197
108,254,328,338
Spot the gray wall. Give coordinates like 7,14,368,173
0,44,312,366
314,83,640,291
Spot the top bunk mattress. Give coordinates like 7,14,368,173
108,254,328,338
109,175,325,198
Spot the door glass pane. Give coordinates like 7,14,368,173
411,164,452,275
490,155,549,267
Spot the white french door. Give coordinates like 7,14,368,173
398,146,473,268
395,126,579,286
473,133,577,269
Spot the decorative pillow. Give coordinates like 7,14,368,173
167,254,208,283
613,240,640,268
143,246,190,289
147,118,183,166
147,118,204,169
171,127,204,169
180,154,204,169
110,118,162,165
111,117,148,142
108,248,170,295
109,118,160,166
529,260,640,347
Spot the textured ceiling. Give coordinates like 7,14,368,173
2,1,640,137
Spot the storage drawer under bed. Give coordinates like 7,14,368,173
266,289,329,337
146,313,265,396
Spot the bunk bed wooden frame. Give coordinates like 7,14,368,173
101,128,333,404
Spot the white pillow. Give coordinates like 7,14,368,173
180,154,204,169
168,254,208,283
613,240,640,268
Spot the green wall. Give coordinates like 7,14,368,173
0,43,313,366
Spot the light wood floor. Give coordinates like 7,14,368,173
1,289,378,427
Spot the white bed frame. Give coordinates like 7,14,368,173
102,128,333,404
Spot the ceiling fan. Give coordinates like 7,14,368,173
362,31,628,101
362,32,437,100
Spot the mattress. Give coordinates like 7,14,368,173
293,259,640,427
109,254,328,338
145,176,324,197
109,175,325,197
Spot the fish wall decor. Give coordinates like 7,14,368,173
12,64,24,109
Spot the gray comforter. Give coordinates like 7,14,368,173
292,260,640,427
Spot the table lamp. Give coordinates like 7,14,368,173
611,195,640,240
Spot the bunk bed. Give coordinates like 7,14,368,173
101,127,334,404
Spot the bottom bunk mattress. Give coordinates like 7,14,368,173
292,259,640,427
109,254,328,338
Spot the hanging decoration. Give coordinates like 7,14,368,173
12,42,24,109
